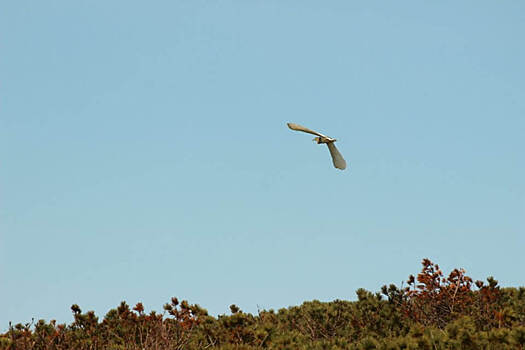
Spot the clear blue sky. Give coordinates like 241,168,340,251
1,1,524,328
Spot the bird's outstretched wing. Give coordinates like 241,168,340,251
287,123,328,138
326,142,347,170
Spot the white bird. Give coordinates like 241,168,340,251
287,122,347,170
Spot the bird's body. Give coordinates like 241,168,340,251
313,136,334,144
287,123,347,170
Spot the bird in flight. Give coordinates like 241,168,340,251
287,123,347,170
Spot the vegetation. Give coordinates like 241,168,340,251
3,259,524,349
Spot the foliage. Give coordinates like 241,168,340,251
2,259,524,349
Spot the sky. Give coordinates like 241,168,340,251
1,1,524,328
